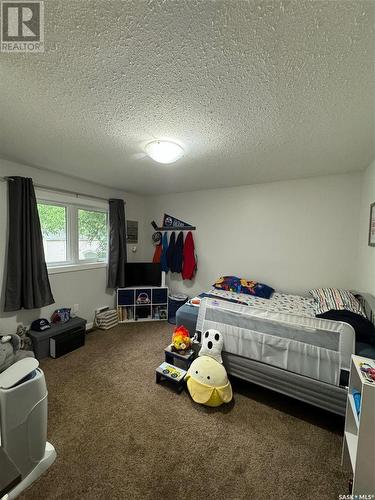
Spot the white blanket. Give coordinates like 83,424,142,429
208,289,316,317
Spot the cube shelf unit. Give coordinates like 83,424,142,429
117,287,168,323
341,355,375,495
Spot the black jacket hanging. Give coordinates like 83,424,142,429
166,231,175,271
171,231,184,273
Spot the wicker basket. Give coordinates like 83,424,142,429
94,309,119,330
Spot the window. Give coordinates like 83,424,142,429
37,194,108,269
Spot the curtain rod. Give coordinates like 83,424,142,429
0,176,109,203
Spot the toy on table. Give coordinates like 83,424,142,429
186,328,232,407
190,297,201,306
359,362,375,383
171,325,192,354
51,308,71,324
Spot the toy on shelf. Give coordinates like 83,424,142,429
136,292,151,304
352,389,362,416
359,361,375,383
171,325,192,354
186,328,232,407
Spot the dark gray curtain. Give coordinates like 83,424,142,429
107,199,127,288
4,177,55,311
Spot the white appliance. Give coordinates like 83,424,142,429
0,358,56,499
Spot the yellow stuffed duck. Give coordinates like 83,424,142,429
186,329,232,407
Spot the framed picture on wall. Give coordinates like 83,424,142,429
126,220,138,244
369,202,375,247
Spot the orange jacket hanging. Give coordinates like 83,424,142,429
152,244,162,263
182,231,196,280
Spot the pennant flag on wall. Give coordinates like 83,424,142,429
162,213,194,229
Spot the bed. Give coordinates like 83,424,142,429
176,289,375,415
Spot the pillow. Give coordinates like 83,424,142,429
212,276,274,299
239,279,274,299
310,288,365,317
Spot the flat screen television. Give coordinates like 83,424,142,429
124,262,162,287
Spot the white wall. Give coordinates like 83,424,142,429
0,158,147,333
357,160,375,295
145,173,362,297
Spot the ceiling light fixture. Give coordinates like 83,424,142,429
145,140,184,164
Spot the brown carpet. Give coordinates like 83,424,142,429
21,323,350,500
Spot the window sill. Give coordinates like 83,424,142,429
47,262,107,275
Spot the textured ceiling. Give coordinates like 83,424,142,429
0,0,374,195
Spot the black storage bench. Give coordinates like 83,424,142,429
28,317,87,360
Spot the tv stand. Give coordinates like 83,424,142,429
117,286,168,322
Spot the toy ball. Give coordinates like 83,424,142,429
186,356,232,407
172,325,191,354
152,231,162,245
199,329,224,363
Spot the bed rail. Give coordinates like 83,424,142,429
357,293,375,326
197,297,355,386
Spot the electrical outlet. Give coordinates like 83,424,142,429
73,304,79,313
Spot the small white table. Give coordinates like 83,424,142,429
342,355,375,495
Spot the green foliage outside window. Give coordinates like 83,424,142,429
37,204,66,236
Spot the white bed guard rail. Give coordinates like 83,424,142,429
196,297,356,386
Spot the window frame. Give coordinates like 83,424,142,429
36,190,109,273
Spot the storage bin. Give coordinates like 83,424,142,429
95,309,119,330
168,294,189,324
28,317,86,360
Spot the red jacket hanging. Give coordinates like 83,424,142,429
182,231,196,280
152,244,162,263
